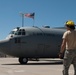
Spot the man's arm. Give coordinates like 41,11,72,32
59,38,66,59
60,38,66,53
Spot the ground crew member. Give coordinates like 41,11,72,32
59,20,76,75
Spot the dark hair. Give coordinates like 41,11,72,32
66,25,75,30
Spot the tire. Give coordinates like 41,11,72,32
19,57,28,64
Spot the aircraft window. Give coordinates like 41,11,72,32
9,31,15,34
15,31,20,35
15,29,26,35
15,32,18,35
18,31,21,35
22,29,26,35
22,32,25,35
19,29,21,31
22,29,25,32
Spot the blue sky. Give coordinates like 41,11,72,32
0,0,76,40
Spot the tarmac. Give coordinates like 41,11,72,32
0,58,74,75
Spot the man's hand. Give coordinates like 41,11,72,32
59,53,64,59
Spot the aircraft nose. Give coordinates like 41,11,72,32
0,39,10,54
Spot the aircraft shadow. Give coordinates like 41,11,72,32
2,60,63,65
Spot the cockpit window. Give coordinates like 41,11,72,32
18,31,21,35
9,31,15,34
22,29,26,35
15,29,26,35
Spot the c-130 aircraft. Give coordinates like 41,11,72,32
0,26,66,64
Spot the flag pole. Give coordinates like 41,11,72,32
33,18,35,26
33,13,35,26
22,13,24,27
20,12,24,27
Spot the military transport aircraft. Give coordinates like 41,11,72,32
0,26,66,64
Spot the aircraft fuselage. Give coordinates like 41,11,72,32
0,26,66,64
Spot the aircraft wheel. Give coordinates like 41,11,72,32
19,57,28,64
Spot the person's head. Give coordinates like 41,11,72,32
65,20,75,30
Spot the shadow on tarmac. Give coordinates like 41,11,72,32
2,60,63,65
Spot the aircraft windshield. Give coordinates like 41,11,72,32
15,29,26,35
9,31,16,34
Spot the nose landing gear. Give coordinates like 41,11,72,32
19,57,28,64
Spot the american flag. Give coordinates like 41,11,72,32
25,13,35,19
